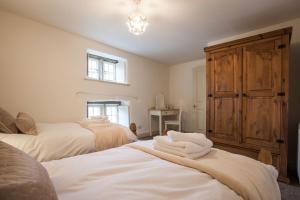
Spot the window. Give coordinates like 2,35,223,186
87,101,129,126
86,50,127,84
87,58,100,80
103,61,116,81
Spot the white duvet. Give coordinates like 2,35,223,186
0,123,96,162
43,140,243,200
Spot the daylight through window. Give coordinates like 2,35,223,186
87,101,129,127
87,51,127,84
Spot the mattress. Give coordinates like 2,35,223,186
43,140,243,200
0,123,96,162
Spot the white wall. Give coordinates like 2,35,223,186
0,10,169,135
169,59,205,132
208,18,300,46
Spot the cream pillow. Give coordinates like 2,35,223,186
0,107,18,134
15,112,38,135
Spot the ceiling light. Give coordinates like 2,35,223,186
127,0,148,35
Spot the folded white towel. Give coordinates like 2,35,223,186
153,140,211,159
154,136,211,154
168,131,213,147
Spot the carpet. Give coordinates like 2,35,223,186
280,182,300,200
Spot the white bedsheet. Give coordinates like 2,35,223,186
43,140,242,200
0,123,96,162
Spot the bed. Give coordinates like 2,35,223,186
0,122,137,162
42,140,281,200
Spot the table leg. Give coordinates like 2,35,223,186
149,114,152,136
159,115,162,136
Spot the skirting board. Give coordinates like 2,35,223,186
137,131,159,139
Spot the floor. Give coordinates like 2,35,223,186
280,171,300,200
280,182,300,200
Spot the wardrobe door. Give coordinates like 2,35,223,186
242,39,283,152
207,48,242,144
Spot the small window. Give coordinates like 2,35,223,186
87,58,100,79
87,101,129,127
103,61,116,81
86,50,127,84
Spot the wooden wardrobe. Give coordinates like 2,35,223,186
204,27,292,182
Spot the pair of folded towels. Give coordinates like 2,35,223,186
79,116,111,128
153,131,213,159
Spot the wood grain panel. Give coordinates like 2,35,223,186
243,39,282,97
214,98,234,137
207,48,242,143
205,27,291,182
242,39,282,151
246,51,273,91
214,54,234,92
243,97,280,150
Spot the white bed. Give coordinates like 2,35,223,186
43,140,280,200
0,123,95,162
0,122,136,162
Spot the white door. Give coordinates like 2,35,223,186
193,65,206,131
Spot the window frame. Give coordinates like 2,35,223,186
104,104,119,123
87,101,122,123
87,103,105,117
86,54,120,83
102,61,116,82
87,57,101,80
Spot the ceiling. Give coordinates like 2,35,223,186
0,0,300,65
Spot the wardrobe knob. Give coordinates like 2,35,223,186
276,139,284,144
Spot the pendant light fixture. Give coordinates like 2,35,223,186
126,0,148,35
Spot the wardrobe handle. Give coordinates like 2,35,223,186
235,93,239,97
242,93,247,97
276,139,284,144
277,92,285,96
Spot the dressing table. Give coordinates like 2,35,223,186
149,109,179,136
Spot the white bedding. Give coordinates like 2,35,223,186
43,140,243,200
0,123,96,162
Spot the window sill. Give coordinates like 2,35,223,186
84,77,130,86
